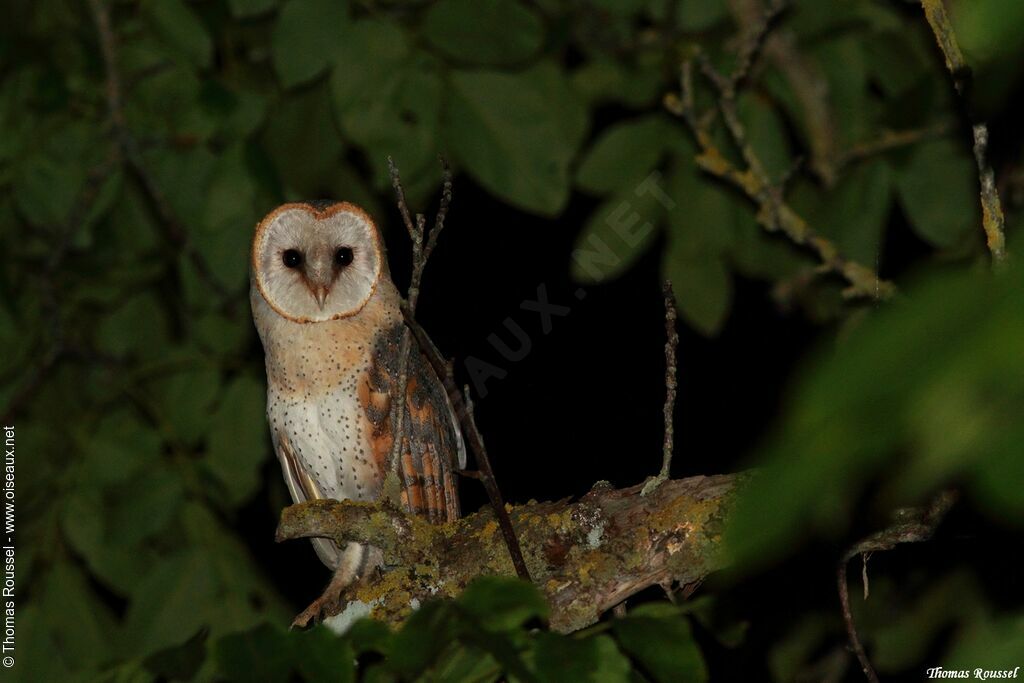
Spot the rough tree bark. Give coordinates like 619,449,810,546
276,472,749,633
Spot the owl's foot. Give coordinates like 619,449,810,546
291,569,351,629
291,592,343,629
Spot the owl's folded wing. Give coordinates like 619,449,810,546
360,323,464,524
272,431,343,569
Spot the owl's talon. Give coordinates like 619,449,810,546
290,602,325,630
291,563,354,629
291,589,347,629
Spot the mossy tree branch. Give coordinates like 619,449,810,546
920,0,1008,264
277,472,747,633
666,5,896,301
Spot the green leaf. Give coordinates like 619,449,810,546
124,553,220,656
17,603,75,682
576,115,675,194
896,139,978,248
533,632,631,683
422,0,544,66
214,623,293,683
737,93,793,181
11,121,95,229
812,36,868,148
39,564,122,671
571,58,666,109
864,572,984,673
795,160,893,265
227,0,277,18
664,243,732,337
142,0,213,69
272,0,350,88
329,21,442,187
144,627,209,681
945,613,1024,672
952,0,1024,68
206,374,269,504
94,292,170,360
146,146,218,231
195,143,257,289
80,411,162,487
108,463,186,545
346,618,392,654
458,577,549,631
432,646,502,683
726,264,1024,566
194,310,253,357
386,601,462,676
613,613,708,683
179,502,292,626
661,165,735,335
263,81,343,197
132,63,218,141
864,31,932,98
666,162,736,255
292,627,357,683
148,361,221,445
200,82,268,141
570,180,667,283
446,67,581,215
674,0,729,30
767,613,833,683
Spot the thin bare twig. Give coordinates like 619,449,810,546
387,161,531,582
919,0,1007,263
837,490,958,683
660,282,678,480
642,282,679,496
720,0,787,95
837,121,954,170
384,161,432,491
837,560,880,683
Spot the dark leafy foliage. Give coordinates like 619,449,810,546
5,0,1023,680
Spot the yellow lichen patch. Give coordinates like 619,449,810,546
480,519,499,539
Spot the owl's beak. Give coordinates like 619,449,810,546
312,285,330,310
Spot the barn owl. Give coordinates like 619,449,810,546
250,201,464,622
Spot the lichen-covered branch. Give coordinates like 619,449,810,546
665,3,894,301
276,472,747,633
666,57,895,301
641,282,679,497
920,0,1008,264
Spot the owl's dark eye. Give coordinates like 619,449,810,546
335,247,354,267
282,249,303,268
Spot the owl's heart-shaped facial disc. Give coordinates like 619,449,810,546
251,202,383,323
